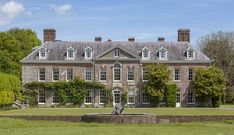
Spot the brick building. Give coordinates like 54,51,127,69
21,28,211,107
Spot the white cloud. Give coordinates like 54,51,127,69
0,1,24,25
51,4,71,14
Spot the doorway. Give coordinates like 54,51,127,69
113,88,121,107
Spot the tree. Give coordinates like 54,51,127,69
197,31,234,103
144,64,170,106
0,28,41,78
194,67,226,107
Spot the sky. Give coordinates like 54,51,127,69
1,0,234,47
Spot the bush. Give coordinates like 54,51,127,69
165,84,177,107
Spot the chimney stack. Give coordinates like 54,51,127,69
43,28,56,43
128,37,135,42
158,37,165,42
107,39,112,42
95,36,102,42
178,28,190,43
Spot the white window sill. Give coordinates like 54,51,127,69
142,80,148,82
127,80,134,82
99,103,105,105
113,80,121,83
99,80,107,82
38,80,45,82
84,103,92,105
187,102,195,105
173,80,181,83
142,102,150,105
127,103,135,105
38,103,45,104
52,103,59,105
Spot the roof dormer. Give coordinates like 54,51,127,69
66,47,76,60
39,47,47,60
186,47,195,60
84,47,93,59
141,47,150,60
158,47,168,60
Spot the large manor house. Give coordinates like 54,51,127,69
21,29,211,107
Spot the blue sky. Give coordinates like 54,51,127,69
1,0,234,47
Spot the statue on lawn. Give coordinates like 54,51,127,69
112,104,124,115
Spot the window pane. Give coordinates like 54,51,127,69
174,69,180,81
188,90,195,104
188,51,193,58
128,68,134,81
128,90,135,104
66,91,73,103
85,89,92,103
114,49,120,57
85,68,92,80
113,64,121,81
100,68,106,80
114,91,121,103
68,49,73,58
53,69,59,81
38,90,45,103
99,90,107,104
143,49,148,58
53,91,59,103
143,68,148,81
39,68,45,81
142,92,149,104
176,92,180,103
188,69,193,80
67,69,73,80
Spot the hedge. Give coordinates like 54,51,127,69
165,84,177,107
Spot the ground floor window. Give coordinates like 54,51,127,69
114,90,121,103
142,91,149,104
99,90,107,104
128,89,135,104
66,91,73,103
176,92,180,103
85,89,92,104
188,89,195,104
38,90,45,103
53,91,59,103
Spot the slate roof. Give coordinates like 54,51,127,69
21,41,211,64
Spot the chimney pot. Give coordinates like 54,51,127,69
43,28,56,43
107,39,112,42
158,37,165,42
95,36,102,42
178,28,190,43
128,37,135,42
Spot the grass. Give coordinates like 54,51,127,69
0,118,234,135
220,104,234,108
0,108,234,116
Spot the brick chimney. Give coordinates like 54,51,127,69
178,28,190,43
128,37,135,42
95,36,102,42
158,37,165,42
43,28,56,43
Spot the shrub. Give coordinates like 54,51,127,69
165,84,177,107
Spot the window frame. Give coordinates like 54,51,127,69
39,47,46,60
127,68,134,82
85,89,92,104
113,63,121,82
142,91,150,104
52,68,59,81
186,48,195,60
66,68,73,81
188,89,195,104
38,68,45,82
85,68,92,81
127,89,135,104
38,90,45,104
99,90,107,104
52,90,60,104
85,47,93,59
174,68,181,82
114,48,120,57
142,47,150,60
142,68,148,82
188,68,193,81
158,47,168,60
99,68,107,81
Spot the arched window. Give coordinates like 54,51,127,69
66,47,75,60
142,47,150,60
39,47,46,60
85,47,92,59
113,63,121,81
158,47,168,60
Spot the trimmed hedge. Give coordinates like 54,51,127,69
165,84,177,107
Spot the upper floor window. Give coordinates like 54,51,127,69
186,47,195,60
114,49,120,57
142,47,150,60
85,68,92,81
158,47,168,60
67,47,75,60
100,68,107,81
174,68,180,81
66,68,73,81
127,68,134,81
113,63,121,81
85,47,92,59
188,68,193,81
39,47,46,60
39,68,45,81
142,68,148,81
53,68,59,81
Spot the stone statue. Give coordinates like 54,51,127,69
112,104,124,115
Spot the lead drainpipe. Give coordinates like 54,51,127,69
92,61,95,107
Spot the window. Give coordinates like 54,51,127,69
85,89,92,104
128,89,135,104
85,47,92,59
67,48,74,60
100,68,106,81
39,48,46,60
113,63,121,81
159,47,168,60
38,90,45,103
186,48,195,60
188,89,195,104
39,68,45,81
174,69,180,81
53,69,59,81
114,90,121,103
53,91,59,103
188,68,193,81
114,49,120,57
176,92,180,103
188,51,194,58
142,91,149,104
66,68,73,81
142,68,148,81
66,91,73,103
127,68,134,81
85,68,92,81
99,90,107,104
142,48,149,59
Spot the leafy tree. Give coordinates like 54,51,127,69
194,67,226,107
197,31,234,103
165,84,177,107
0,28,41,78
144,64,170,106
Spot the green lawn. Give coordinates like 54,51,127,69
0,108,234,116
0,118,233,135
220,104,234,108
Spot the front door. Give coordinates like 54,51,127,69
113,89,121,107
176,92,181,107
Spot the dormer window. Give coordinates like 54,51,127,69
142,47,150,60
114,49,120,57
39,47,46,60
186,47,195,60
85,47,92,59
66,47,75,60
158,47,168,60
